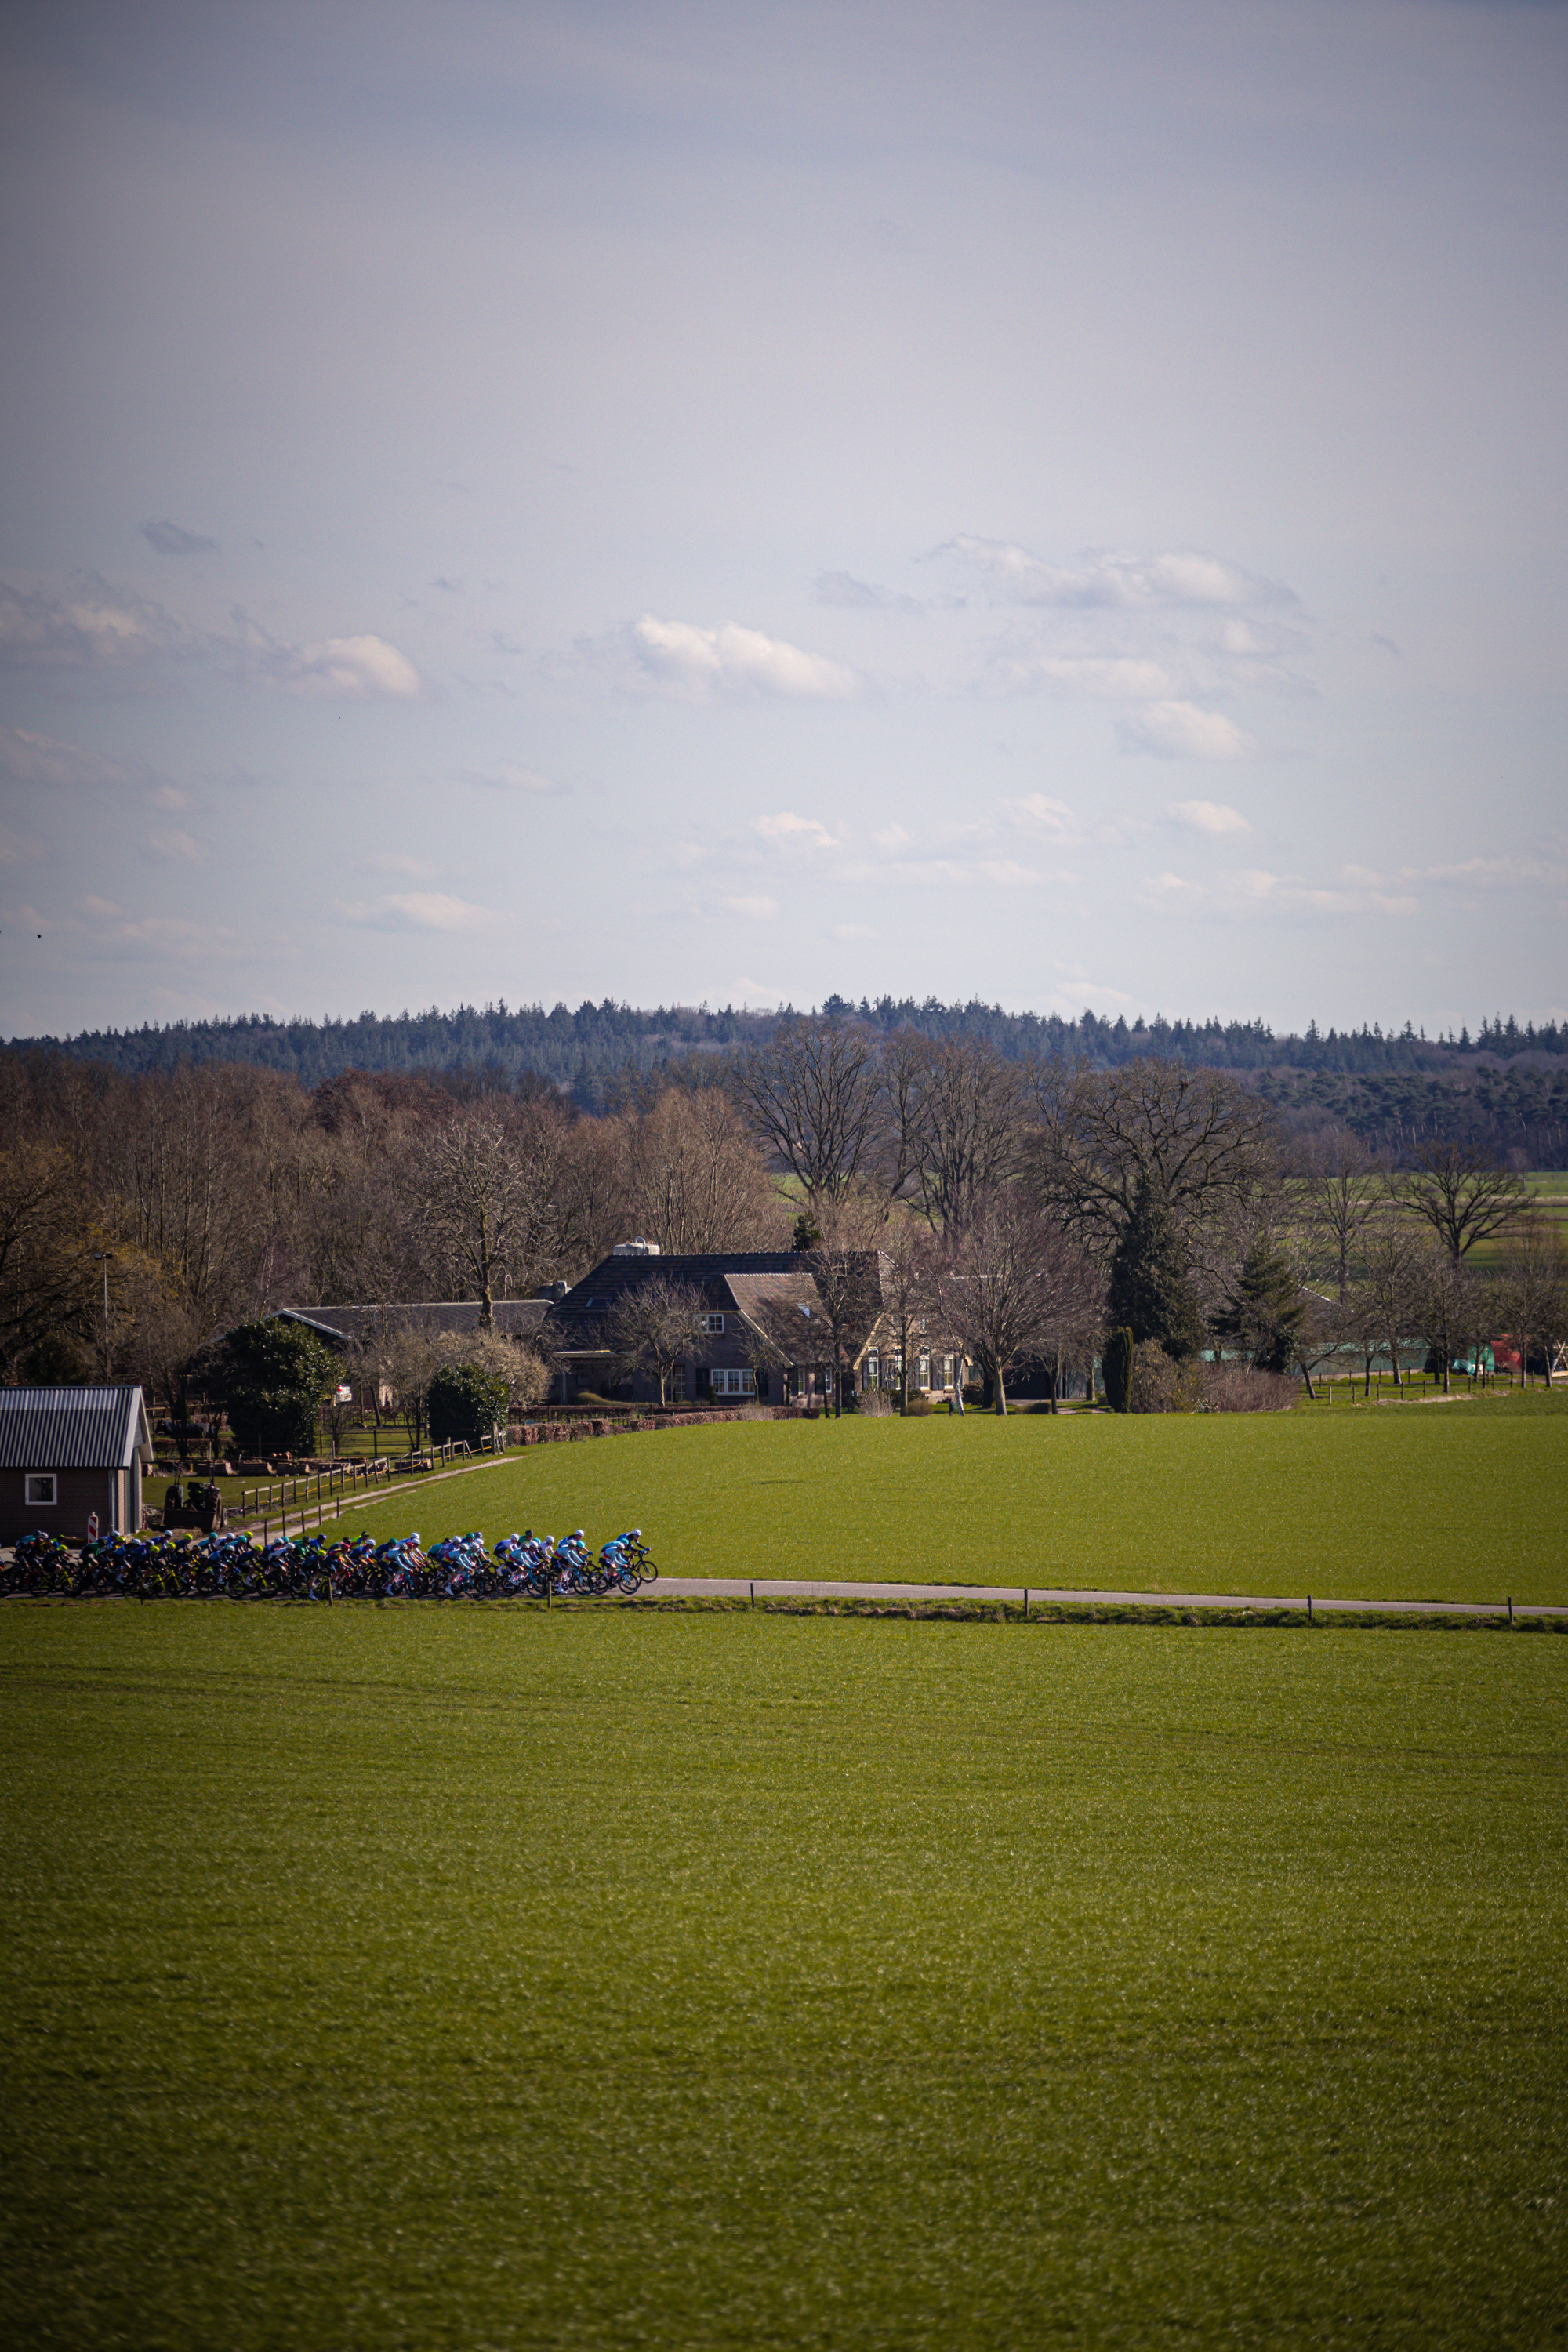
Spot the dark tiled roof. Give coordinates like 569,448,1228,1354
0,1385,153,1471
556,1252,804,1312
277,1302,550,1348
546,1252,892,1365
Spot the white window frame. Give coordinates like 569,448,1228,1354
701,1312,725,1334
711,1367,756,1396
24,1473,57,1508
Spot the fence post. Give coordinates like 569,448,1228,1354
750,1581,755,1610
1024,1587,1029,1621
1307,1594,1313,1625
1508,1595,1514,1626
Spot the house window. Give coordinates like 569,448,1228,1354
701,1312,725,1333
24,1473,56,1507
862,1355,879,1390
917,1354,930,1389
711,1368,756,1397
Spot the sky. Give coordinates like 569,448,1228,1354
1,0,1564,1044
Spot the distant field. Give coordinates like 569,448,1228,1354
2,1609,1563,2350
328,1392,1568,1607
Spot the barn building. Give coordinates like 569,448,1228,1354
0,1387,154,1544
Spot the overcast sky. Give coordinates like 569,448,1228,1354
1,0,1563,1042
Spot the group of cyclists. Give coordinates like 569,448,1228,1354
1,1525,658,1602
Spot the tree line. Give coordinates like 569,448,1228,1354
4,1018,1560,1423
9,996,1563,1109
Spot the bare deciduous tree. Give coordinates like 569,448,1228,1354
936,1189,1102,1416
875,1218,942,1409
604,1276,709,1406
1492,1221,1568,1384
882,1034,1029,1234
1402,1142,1530,1262
1412,1241,1477,1396
1025,1058,1277,1262
800,1197,887,1417
732,1017,884,1208
1290,1123,1386,1299
621,1085,786,1254
412,1104,568,1323
1341,1221,1425,1392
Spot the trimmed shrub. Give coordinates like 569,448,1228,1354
1197,1362,1298,1413
901,1395,933,1417
427,1363,510,1447
223,1319,337,1457
1130,1341,1183,1414
1102,1327,1134,1414
857,1388,895,1416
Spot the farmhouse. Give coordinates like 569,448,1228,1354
542,1244,962,1407
0,1385,154,1544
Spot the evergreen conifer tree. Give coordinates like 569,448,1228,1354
1105,1176,1206,1359
1214,1233,1304,1373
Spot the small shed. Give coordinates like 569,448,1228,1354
0,1386,154,1544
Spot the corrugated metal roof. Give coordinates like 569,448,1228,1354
0,1385,153,1471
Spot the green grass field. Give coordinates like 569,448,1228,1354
2,1607,1564,2348
321,1392,1568,1606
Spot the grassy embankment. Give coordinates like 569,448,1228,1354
320,1390,1568,1607
2,1608,1563,2348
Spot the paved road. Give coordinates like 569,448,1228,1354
638,1577,1566,1618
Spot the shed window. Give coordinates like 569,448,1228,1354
24,1473,57,1507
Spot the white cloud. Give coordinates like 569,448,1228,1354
721,894,779,920
1010,793,1080,838
875,822,913,851
0,724,132,789
1207,618,1305,659
339,891,503,932
1139,868,1417,919
756,811,838,849
147,828,204,862
276,634,422,700
0,578,185,673
1169,799,1251,834
1120,702,1255,759
936,538,1290,611
150,784,189,811
619,614,858,700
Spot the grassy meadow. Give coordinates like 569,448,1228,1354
325,1390,1568,1606
2,1605,1565,2349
